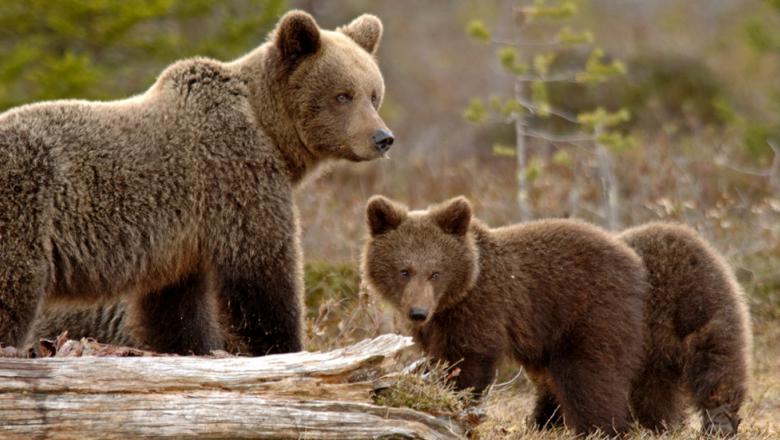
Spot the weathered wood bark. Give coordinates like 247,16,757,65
0,334,466,439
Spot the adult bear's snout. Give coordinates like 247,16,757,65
372,128,394,152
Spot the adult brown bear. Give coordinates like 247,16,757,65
0,10,392,356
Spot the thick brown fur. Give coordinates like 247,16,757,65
362,196,649,436
0,10,391,355
29,299,139,348
618,223,752,437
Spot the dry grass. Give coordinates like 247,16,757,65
372,360,473,415
472,322,780,439
302,256,780,439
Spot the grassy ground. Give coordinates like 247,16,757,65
472,322,780,439
303,263,780,439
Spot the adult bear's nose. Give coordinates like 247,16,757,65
372,128,394,153
409,307,428,322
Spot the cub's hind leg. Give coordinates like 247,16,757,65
629,365,685,432
526,369,563,430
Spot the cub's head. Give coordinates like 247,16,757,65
361,196,480,327
271,10,392,162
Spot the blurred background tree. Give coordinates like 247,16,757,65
0,0,285,111
741,0,780,162
464,0,631,227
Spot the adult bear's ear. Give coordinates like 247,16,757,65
430,197,472,236
337,14,383,55
366,195,406,236
274,10,321,63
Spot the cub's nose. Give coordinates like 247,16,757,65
372,128,394,153
409,308,428,322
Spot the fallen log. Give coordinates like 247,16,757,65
0,334,466,439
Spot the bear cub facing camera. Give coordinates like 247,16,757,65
361,195,649,435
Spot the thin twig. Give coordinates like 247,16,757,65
490,368,526,391
514,96,579,123
491,37,562,48
525,127,595,143
717,157,774,178
514,72,581,82
768,140,780,190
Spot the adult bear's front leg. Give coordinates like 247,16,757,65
214,212,304,356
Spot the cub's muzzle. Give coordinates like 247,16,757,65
409,307,428,322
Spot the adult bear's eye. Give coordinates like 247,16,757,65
371,93,378,108
429,272,440,281
400,269,410,279
336,93,352,104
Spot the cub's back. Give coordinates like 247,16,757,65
490,218,645,291
618,222,750,342
483,218,647,326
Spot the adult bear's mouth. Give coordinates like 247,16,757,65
338,144,388,162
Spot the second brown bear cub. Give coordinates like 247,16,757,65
362,195,649,435
620,223,751,436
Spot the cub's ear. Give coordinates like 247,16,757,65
274,10,321,62
366,195,406,236
430,197,472,236
337,14,383,55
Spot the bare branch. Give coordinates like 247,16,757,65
512,72,581,82
514,78,532,221
768,140,780,190
714,141,780,193
717,160,773,177
490,37,562,48
595,125,619,230
524,128,596,144
514,96,579,123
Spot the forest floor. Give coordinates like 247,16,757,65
300,262,780,439
471,321,780,439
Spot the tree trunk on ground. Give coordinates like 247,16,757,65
0,334,466,439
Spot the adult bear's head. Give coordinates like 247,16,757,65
268,10,393,163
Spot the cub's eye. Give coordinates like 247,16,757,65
430,272,440,281
371,93,378,107
400,269,411,279
336,93,352,104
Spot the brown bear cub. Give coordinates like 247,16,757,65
362,195,649,436
619,223,752,437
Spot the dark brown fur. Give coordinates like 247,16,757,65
0,10,390,355
29,299,138,348
527,222,753,437
362,196,649,436
619,223,752,436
